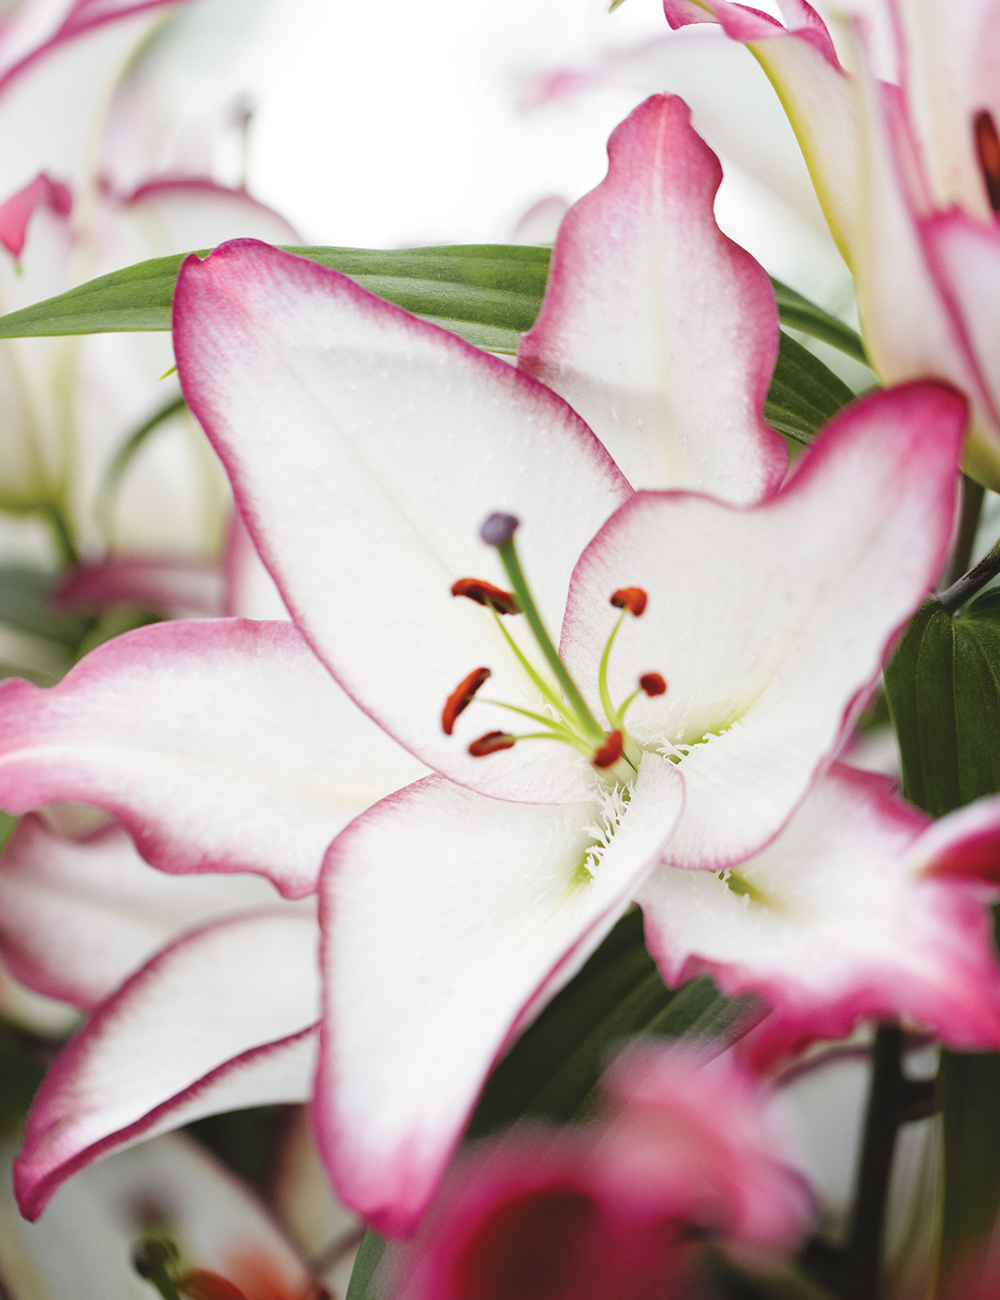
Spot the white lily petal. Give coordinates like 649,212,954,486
0,814,281,1008
640,764,1000,1056
318,752,682,1236
562,383,964,869
15,910,321,1220
0,619,426,897
174,240,631,804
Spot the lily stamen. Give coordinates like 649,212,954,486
451,578,520,615
442,667,491,735
976,109,1000,212
444,516,666,774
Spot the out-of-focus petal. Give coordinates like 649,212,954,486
0,814,282,1007
14,910,321,1220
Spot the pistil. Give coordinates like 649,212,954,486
444,512,667,775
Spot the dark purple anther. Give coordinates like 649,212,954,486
480,513,520,547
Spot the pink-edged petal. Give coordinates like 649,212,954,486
518,94,786,504
174,239,630,805
639,764,1000,1061
318,752,682,1236
108,178,299,266
846,26,1000,487
221,512,290,621
0,4,169,207
916,792,1000,881
662,0,857,262
889,0,1000,217
13,1133,315,1299
0,619,425,898
14,909,321,1220
0,814,282,1008
602,1044,814,1251
0,171,71,259
52,556,225,617
562,382,964,870
921,210,1000,487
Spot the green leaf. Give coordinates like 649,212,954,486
0,565,90,649
0,244,552,356
96,392,186,531
884,591,1000,817
0,245,866,374
345,1230,388,1300
769,278,868,364
764,331,857,451
884,592,1000,1281
467,909,752,1139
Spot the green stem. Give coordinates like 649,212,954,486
844,1025,906,1300
496,537,603,739
945,477,986,587
490,610,581,732
938,535,1000,613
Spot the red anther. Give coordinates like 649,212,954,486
451,578,520,615
610,587,648,616
592,730,624,768
469,730,516,757
179,1271,249,1300
442,667,491,735
976,110,1000,212
640,672,667,697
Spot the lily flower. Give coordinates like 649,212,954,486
385,1044,813,1300
0,0,297,600
643,761,1000,1069
0,1131,321,1300
661,0,1000,490
0,99,965,1235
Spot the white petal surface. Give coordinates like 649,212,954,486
0,814,282,1008
3,1133,313,1300
518,94,786,503
318,752,682,1236
663,0,858,263
174,240,631,804
891,0,1000,217
15,910,321,1220
640,764,1000,1050
847,25,1000,485
0,619,426,897
562,383,964,869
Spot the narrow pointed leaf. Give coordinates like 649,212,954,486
0,244,864,369
0,244,552,354
770,277,868,364
764,332,857,450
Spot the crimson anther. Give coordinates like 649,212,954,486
442,667,491,735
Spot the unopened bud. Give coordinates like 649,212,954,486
610,587,647,617
480,513,519,547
